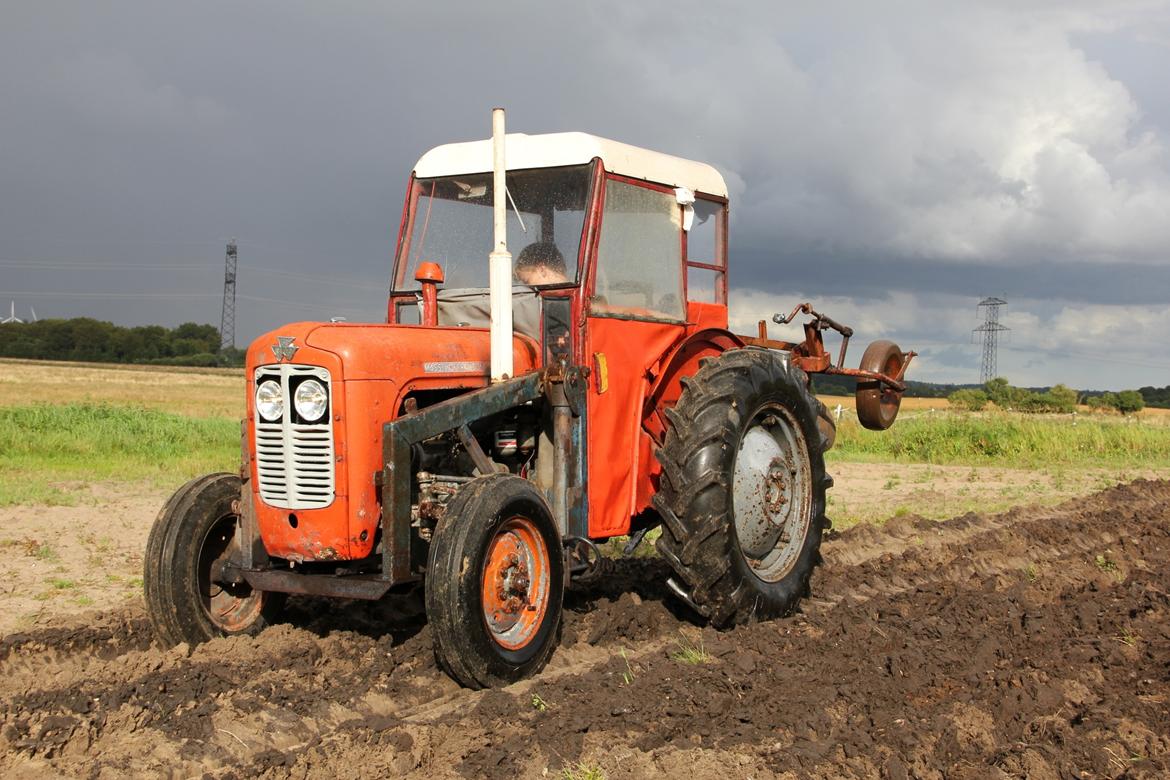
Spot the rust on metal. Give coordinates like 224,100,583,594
753,301,915,392
457,424,496,476
239,568,395,600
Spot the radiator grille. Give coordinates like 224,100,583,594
253,364,335,509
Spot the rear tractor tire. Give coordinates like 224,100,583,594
144,474,283,647
426,474,565,689
655,348,829,627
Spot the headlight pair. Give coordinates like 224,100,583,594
255,378,328,423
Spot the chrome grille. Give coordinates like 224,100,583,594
253,364,335,509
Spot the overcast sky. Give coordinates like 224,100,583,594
2,1,1169,389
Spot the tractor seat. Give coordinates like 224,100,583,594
435,287,543,341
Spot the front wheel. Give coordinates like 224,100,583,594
144,474,283,646
425,474,564,689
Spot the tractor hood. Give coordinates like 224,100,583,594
247,321,540,383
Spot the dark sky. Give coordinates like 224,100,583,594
2,2,1169,389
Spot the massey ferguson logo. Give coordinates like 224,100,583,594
271,336,298,362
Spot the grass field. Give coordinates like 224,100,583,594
0,358,244,418
3,360,1169,518
0,403,238,505
828,410,1170,467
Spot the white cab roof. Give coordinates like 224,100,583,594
413,131,728,198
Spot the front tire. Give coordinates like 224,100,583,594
144,474,283,646
425,474,565,689
654,348,828,627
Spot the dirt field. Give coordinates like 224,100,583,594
2,479,1167,778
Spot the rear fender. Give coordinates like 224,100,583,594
642,328,744,445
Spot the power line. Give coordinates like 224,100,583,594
0,290,380,317
236,294,380,316
1004,344,1170,371
0,261,207,270
0,259,385,290
0,291,218,299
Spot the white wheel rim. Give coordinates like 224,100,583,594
732,404,812,583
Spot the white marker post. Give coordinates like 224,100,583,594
489,108,513,382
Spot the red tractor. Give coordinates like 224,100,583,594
144,110,912,688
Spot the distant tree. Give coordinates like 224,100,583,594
984,377,1034,409
173,322,220,353
947,388,988,411
1086,393,1117,411
133,325,169,360
984,377,1012,406
1041,384,1078,414
0,318,228,367
170,338,205,357
1116,390,1145,415
1138,385,1170,409
217,346,246,367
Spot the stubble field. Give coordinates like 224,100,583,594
1,359,1168,778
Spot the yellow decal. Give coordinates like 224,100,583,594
593,352,608,394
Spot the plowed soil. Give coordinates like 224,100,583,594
2,480,1168,779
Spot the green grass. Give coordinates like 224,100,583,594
0,403,237,506
829,412,1170,468
670,631,712,665
1095,553,1118,573
561,762,606,780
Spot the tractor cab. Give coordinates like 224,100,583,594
145,113,913,690
388,132,728,336
385,134,736,542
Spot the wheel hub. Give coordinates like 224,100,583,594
481,517,550,650
732,406,813,582
199,514,264,632
763,458,790,516
494,553,531,619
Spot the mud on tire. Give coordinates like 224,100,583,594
654,348,829,627
425,474,565,689
144,473,283,646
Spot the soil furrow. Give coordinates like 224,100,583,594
1,480,1167,778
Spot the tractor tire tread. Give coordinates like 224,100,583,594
654,347,829,627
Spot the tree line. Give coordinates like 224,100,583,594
816,372,1166,411
0,318,243,367
949,378,1147,414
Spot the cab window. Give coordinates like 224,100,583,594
591,178,684,321
685,198,726,305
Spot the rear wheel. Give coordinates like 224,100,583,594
425,474,564,688
144,474,283,646
655,348,828,626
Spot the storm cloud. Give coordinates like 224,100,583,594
2,1,1168,388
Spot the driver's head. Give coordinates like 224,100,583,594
515,242,568,285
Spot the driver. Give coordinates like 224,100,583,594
514,242,569,286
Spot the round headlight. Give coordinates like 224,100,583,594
294,379,328,422
255,380,283,421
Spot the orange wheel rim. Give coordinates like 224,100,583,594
481,516,550,650
199,514,263,632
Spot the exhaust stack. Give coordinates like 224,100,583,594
489,108,513,382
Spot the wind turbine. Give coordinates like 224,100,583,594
29,306,37,322
1,301,23,325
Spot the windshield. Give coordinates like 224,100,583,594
394,164,592,291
